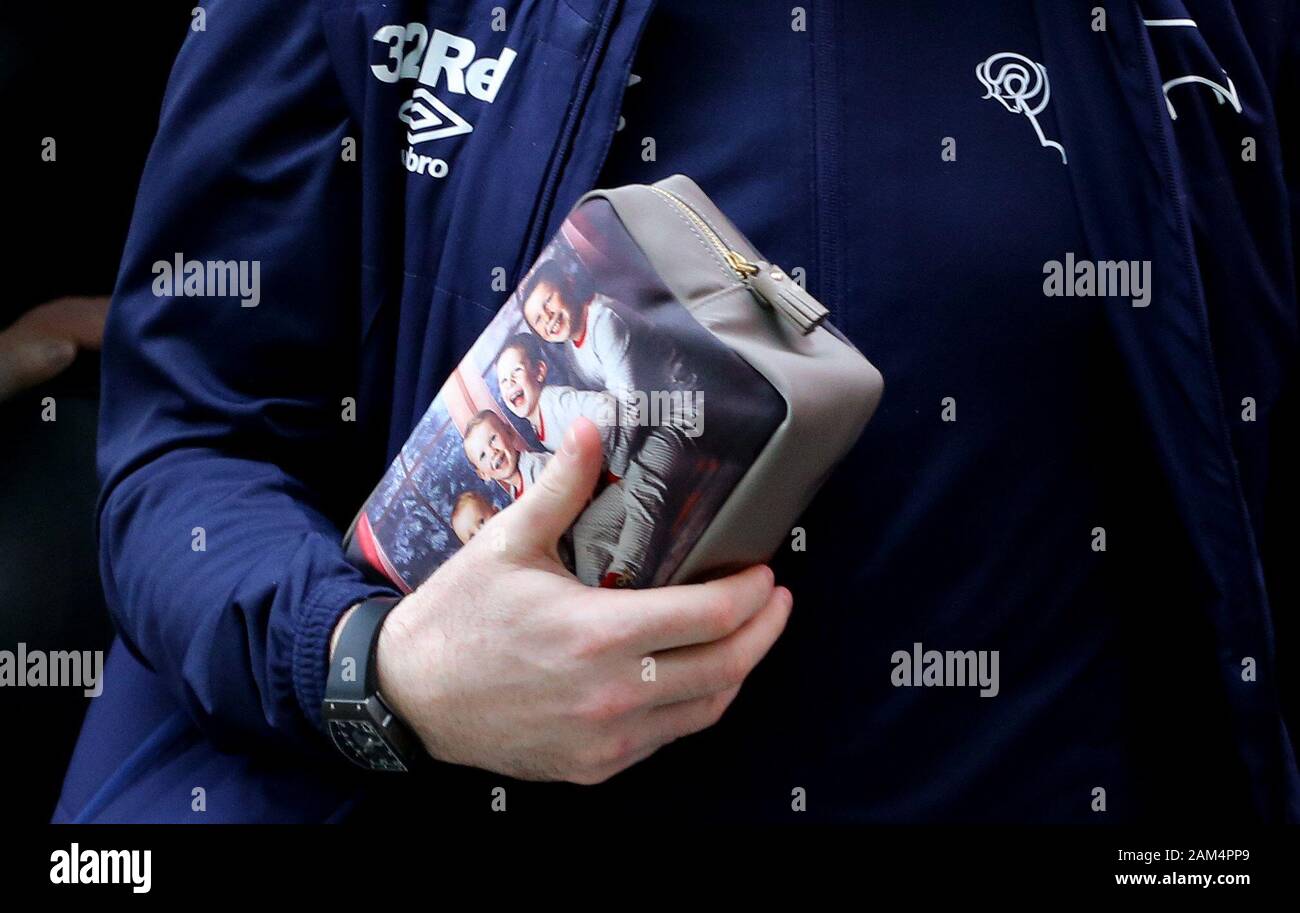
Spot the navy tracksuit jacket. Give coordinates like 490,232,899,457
55,0,1299,822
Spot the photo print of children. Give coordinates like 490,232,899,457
462,408,550,500
345,198,787,593
450,490,498,545
494,329,686,588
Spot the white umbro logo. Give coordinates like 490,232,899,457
371,23,517,177
399,87,473,145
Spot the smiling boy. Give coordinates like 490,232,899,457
496,333,631,472
520,255,639,399
498,322,689,587
461,409,549,500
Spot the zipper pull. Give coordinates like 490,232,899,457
724,249,760,277
747,261,829,335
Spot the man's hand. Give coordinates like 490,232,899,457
371,418,792,784
0,295,110,402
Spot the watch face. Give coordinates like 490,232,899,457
328,718,409,772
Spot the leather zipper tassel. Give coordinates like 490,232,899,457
749,263,829,335
652,186,828,334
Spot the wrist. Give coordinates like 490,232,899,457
322,595,420,771
292,579,397,735
374,598,422,734
374,588,451,762
329,604,362,662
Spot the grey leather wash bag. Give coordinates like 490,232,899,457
344,174,884,591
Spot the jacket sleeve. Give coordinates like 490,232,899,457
96,0,397,749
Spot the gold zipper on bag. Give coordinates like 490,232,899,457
651,185,829,335
651,186,760,277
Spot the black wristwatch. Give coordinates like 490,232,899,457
322,596,423,772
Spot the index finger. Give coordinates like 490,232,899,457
602,564,777,653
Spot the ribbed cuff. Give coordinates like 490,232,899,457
292,579,399,732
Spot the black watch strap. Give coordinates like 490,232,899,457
322,596,423,772
326,597,396,701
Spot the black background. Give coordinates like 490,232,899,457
0,1,190,825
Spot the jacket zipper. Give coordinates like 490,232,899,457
651,186,829,335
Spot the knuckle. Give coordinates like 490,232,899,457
574,687,634,725
601,733,637,768
600,612,638,650
569,625,612,662
718,586,743,623
707,591,740,638
534,467,568,503
566,766,610,786
576,609,633,655
573,734,635,778
709,689,735,724
719,647,751,688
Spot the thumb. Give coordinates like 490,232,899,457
505,417,604,555
0,333,77,403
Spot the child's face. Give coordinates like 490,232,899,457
497,346,545,419
522,279,578,342
463,417,518,481
452,498,496,544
